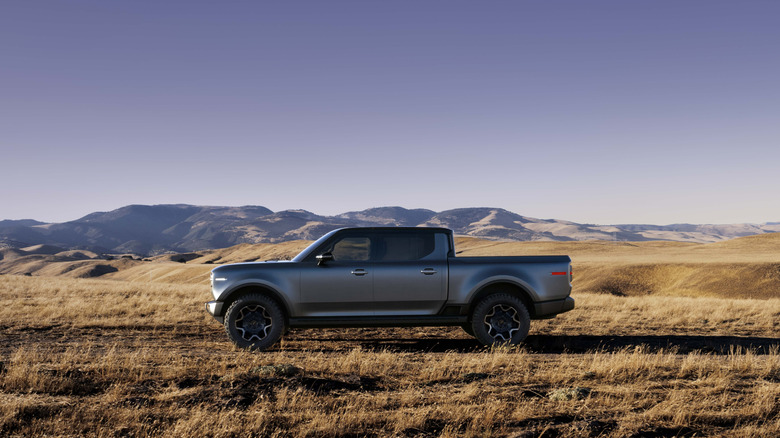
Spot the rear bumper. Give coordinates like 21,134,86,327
533,296,575,319
205,301,225,324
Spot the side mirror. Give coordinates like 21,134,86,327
316,252,334,266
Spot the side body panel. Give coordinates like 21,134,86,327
446,256,572,306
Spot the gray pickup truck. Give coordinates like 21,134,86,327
206,227,574,350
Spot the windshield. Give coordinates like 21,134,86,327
291,228,344,262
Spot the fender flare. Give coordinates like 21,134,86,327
465,276,539,316
218,279,293,318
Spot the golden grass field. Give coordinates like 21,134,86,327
1,234,779,437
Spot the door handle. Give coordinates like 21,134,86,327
351,269,368,276
421,268,437,275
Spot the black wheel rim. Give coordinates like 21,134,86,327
483,304,521,342
235,304,273,341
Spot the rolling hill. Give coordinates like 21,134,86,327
4,233,778,300
1,204,778,256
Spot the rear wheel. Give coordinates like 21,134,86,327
224,294,285,351
471,293,530,346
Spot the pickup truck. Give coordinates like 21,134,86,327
205,227,574,350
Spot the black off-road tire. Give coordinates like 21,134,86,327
224,294,285,351
461,324,475,337
471,293,530,346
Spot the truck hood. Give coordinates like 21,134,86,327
210,260,292,274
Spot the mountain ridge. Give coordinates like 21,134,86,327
1,204,778,256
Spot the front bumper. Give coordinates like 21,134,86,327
533,296,575,319
205,301,225,324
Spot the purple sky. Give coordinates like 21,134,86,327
2,1,779,225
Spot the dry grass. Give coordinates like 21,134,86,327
2,343,778,437
1,272,779,437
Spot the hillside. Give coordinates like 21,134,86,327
455,233,780,300
4,233,778,300
1,204,778,256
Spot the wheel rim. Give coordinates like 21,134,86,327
483,304,521,342
235,304,273,341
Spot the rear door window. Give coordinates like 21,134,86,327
372,233,435,262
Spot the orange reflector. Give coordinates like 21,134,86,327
551,272,567,276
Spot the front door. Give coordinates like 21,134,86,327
299,235,373,316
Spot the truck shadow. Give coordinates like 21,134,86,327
346,335,779,355
523,334,779,355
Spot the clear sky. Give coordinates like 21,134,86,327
2,1,779,225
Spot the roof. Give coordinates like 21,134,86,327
337,226,452,233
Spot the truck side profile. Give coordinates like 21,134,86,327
205,227,574,350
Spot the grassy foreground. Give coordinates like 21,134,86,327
1,274,778,437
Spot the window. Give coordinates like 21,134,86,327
329,236,370,261
373,234,435,261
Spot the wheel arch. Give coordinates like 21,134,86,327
467,281,537,319
219,283,291,321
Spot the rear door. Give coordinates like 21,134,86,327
370,231,448,315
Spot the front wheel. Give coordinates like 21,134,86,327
471,293,530,346
224,294,285,351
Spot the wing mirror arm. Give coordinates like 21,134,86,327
316,252,334,266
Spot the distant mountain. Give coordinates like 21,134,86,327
336,207,437,226
0,204,777,255
0,219,46,229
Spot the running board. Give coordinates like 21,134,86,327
289,315,468,328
